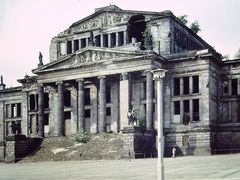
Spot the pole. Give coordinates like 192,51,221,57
157,78,164,180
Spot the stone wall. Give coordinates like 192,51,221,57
0,141,4,162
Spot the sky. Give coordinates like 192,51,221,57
0,0,240,87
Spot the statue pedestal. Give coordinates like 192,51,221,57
122,126,157,159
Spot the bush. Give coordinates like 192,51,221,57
75,129,90,143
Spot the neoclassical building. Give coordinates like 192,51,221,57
1,5,240,157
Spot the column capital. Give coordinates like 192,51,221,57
152,69,167,80
120,72,129,81
98,75,106,79
56,81,63,85
76,78,84,82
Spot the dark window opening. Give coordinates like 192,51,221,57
16,103,21,117
74,39,79,52
85,109,91,118
232,79,238,95
192,76,199,93
95,35,101,47
67,41,72,54
64,111,71,120
106,107,111,116
103,34,108,47
36,94,39,110
183,100,189,113
84,88,91,105
174,78,180,96
127,15,146,48
223,82,228,94
110,33,116,47
44,114,49,125
106,86,111,103
81,38,86,48
174,101,180,115
64,90,71,107
118,31,124,46
44,93,49,109
30,94,35,111
183,77,189,94
193,99,199,121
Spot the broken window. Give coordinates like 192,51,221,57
173,78,180,96
95,35,101,47
64,90,71,107
110,33,116,47
192,76,199,93
118,31,124,46
67,41,72,54
84,88,91,105
44,93,49,109
103,34,108,47
106,85,111,103
74,39,79,52
183,77,189,94
85,109,91,118
64,111,71,120
231,79,238,95
193,99,199,121
127,14,146,47
81,38,86,48
106,107,111,116
174,101,180,115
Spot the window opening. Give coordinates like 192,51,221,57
103,34,108,47
106,85,111,103
85,109,91,118
84,88,91,105
110,33,116,47
232,79,238,95
193,99,199,121
118,31,124,46
64,90,71,107
174,101,180,115
192,76,199,93
81,38,86,48
174,78,180,96
95,35,101,47
64,111,71,120
183,77,189,94
106,107,111,116
74,39,79,52
44,93,49,108
67,41,72,54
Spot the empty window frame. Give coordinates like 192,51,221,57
44,93,49,109
74,39,79,52
30,94,36,111
231,79,238,95
67,41,72,54
44,114,49,126
192,99,200,121
118,31,124,46
183,77,189,94
64,90,71,107
110,33,116,47
174,101,180,115
64,111,71,120
85,109,91,118
192,76,199,93
173,78,180,96
84,88,91,105
81,38,86,48
106,107,111,116
95,35,101,47
103,34,108,47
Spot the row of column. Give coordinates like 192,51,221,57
37,71,157,137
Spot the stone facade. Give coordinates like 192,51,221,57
1,5,240,160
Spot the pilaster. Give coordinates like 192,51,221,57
98,76,106,132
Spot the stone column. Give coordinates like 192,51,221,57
56,81,64,136
146,71,153,129
98,76,106,132
120,73,131,130
38,85,44,137
100,34,103,47
116,32,119,47
77,79,85,131
124,31,128,45
108,34,111,47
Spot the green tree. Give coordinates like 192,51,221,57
190,21,201,33
178,15,188,25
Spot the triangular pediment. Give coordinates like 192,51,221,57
33,47,150,74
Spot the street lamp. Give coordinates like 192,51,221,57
152,69,167,180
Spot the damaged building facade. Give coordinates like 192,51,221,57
1,5,240,159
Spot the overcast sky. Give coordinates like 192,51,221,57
0,0,240,87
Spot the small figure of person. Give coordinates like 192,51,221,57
172,147,176,158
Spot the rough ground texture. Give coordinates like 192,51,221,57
20,133,123,163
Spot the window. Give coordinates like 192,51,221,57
183,77,189,94
183,100,189,113
232,79,238,95
16,103,21,117
192,76,199,93
174,101,180,115
106,86,111,103
64,90,71,107
103,34,108,47
74,39,79,52
30,94,35,111
110,33,116,47
67,41,72,54
193,99,199,121
81,38,86,48
84,88,91,105
6,103,21,118
64,111,71,120
174,78,180,96
85,109,91,118
183,100,190,125
106,107,111,116
44,114,49,125
95,35,101,47
118,31,124,46
44,93,49,109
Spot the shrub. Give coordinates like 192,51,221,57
75,129,90,143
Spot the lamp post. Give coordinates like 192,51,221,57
152,69,166,180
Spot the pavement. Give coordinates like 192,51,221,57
0,154,240,180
